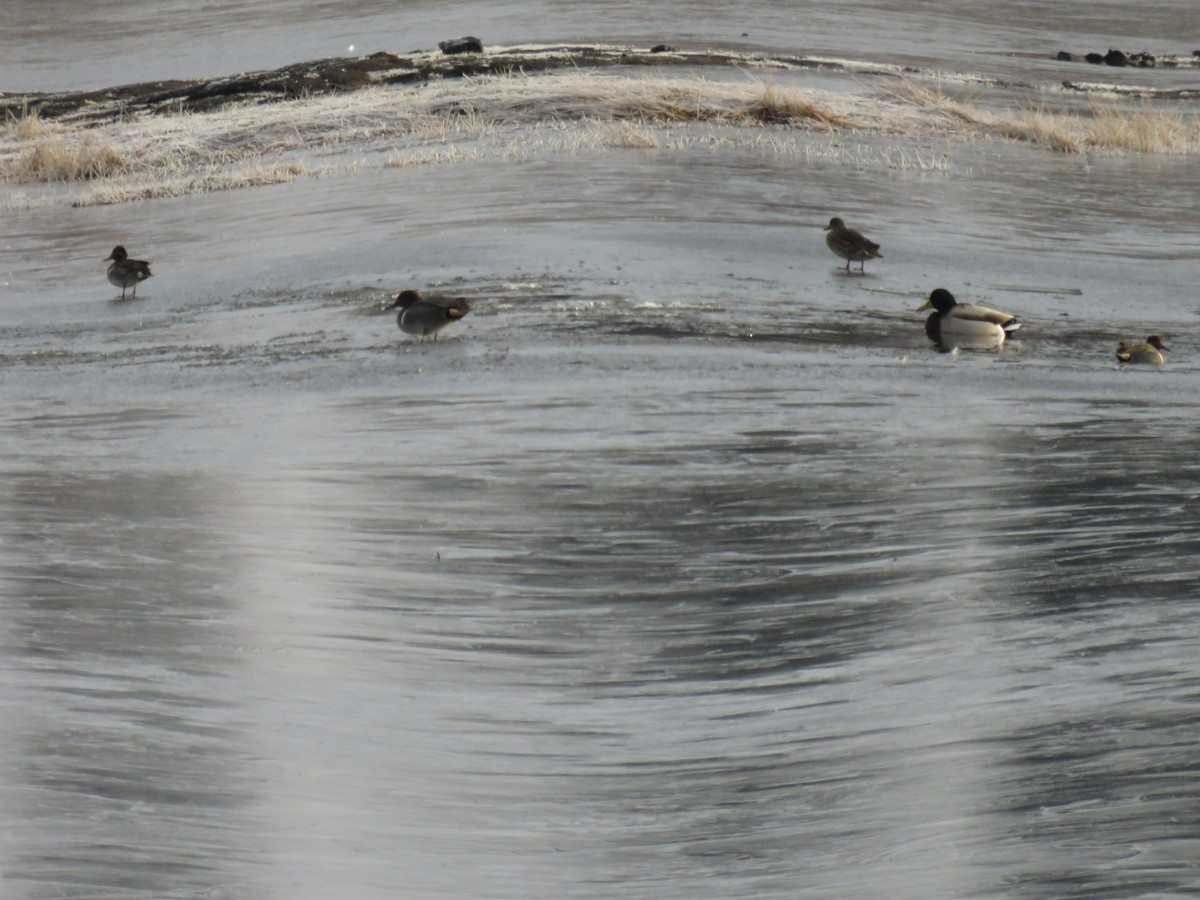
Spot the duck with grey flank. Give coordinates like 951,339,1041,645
919,288,1020,348
105,245,153,299
823,217,882,273
386,289,471,342
1116,335,1167,364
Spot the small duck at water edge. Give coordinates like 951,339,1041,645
1116,335,1168,365
386,289,471,342
823,217,882,273
919,288,1021,350
105,245,153,299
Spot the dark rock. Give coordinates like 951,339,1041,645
1103,48,1127,66
439,36,483,55
1056,51,1073,61
649,44,677,53
1085,52,1104,64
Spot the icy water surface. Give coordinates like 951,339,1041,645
5,145,1200,897
4,2,1200,899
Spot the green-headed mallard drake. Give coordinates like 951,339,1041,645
386,289,471,342
823,217,882,273
105,245,153,299
1116,335,1167,364
919,288,1020,348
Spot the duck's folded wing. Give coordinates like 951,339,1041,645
434,298,471,320
954,304,1019,331
846,231,880,255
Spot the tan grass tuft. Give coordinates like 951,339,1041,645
21,134,125,180
643,84,712,122
892,81,984,125
6,105,60,140
897,81,1085,153
1088,102,1196,153
994,106,1084,154
894,79,1200,154
750,84,856,127
72,161,315,206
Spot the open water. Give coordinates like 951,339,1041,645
2,2,1200,898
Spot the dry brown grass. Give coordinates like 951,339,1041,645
598,80,854,127
420,75,855,129
20,134,126,180
993,106,1084,154
893,82,983,125
73,161,313,206
5,105,61,140
894,80,1199,154
747,83,857,127
1088,102,1195,152
13,67,1199,206
897,80,1082,150
641,84,712,121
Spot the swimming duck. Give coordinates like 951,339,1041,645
823,217,882,273
105,245,153,299
918,288,1021,348
1116,335,1167,364
386,289,471,342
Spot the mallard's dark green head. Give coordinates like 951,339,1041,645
918,288,958,313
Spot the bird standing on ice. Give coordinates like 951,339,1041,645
105,245,153,299
823,217,882,273
386,289,471,342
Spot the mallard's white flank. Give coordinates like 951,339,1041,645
918,288,1020,348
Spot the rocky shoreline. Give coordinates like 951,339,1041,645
1056,48,1200,69
0,44,862,126
6,43,1200,128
